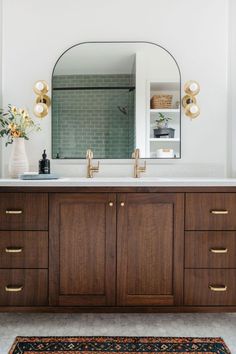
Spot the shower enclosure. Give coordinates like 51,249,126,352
52,73,135,159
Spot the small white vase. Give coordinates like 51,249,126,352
8,138,29,178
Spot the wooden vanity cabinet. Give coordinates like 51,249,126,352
1,187,236,313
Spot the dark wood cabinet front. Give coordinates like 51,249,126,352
0,231,48,269
185,193,236,231
185,231,236,269
0,269,48,306
0,193,48,231
1,187,236,313
117,193,184,306
49,193,116,307
184,269,236,306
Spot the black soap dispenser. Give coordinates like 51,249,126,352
39,150,50,174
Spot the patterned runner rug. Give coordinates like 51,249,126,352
9,336,231,354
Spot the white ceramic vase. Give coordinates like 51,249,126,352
8,138,29,178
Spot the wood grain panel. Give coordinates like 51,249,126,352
0,231,48,268
185,193,236,230
185,269,236,306
0,269,48,306
117,193,184,306
185,231,236,268
127,203,173,295
60,202,106,295
0,193,48,230
49,193,116,306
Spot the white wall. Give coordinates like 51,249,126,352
0,0,230,177
0,0,2,165
230,0,236,176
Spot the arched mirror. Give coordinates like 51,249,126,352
52,42,181,159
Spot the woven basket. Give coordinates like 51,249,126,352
151,95,173,109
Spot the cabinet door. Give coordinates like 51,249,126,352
117,193,184,306
49,193,116,306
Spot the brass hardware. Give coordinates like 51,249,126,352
132,148,146,178
210,210,229,215
5,247,23,253
184,80,200,96
109,202,114,207
5,210,23,215
5,285,23,292
33,80,49,95
184,102,200,119
210,248,228,254
182,80,200,119
33,80,50,119
120,202,125,207
209,284,227,292
36,94,51,107
182,95,197,108
86,149,100,178
33,102,49,118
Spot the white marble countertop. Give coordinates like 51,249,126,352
1,177,236,187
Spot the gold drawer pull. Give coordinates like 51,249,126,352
109,202,114,207
5,210,23,215
5,247,23,253
5,285,23,292
210,248,228,254
120,202,125,207
209,284,227,292
210,210,229,215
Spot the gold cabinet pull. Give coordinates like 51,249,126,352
210,248,228,254
209,284,227,292
210,210,229,215
5,285,23,292
5,210,23,215
5,247,23,253
108,202,114,207
120,202,125,207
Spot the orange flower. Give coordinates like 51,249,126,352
11,130,21,138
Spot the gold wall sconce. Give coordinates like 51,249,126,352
33,80,51,118
182,80,200,119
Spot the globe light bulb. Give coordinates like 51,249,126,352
189,82,198,92
190,104,199,114
35,103,44,114
35,81,45,92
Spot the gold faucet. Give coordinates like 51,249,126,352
132,148,146,178
86,149,100,178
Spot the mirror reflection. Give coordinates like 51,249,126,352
52,42,181,159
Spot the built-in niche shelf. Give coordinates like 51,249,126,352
149,138,180,142
150,109,180,113
146,81,181,158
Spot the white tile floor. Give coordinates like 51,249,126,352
0,313,235,353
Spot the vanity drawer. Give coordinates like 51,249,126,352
185,231,236,268
184,269,236,306
0,231,48,268
0,193,48,230
0,269,48,306
185,193,236,230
